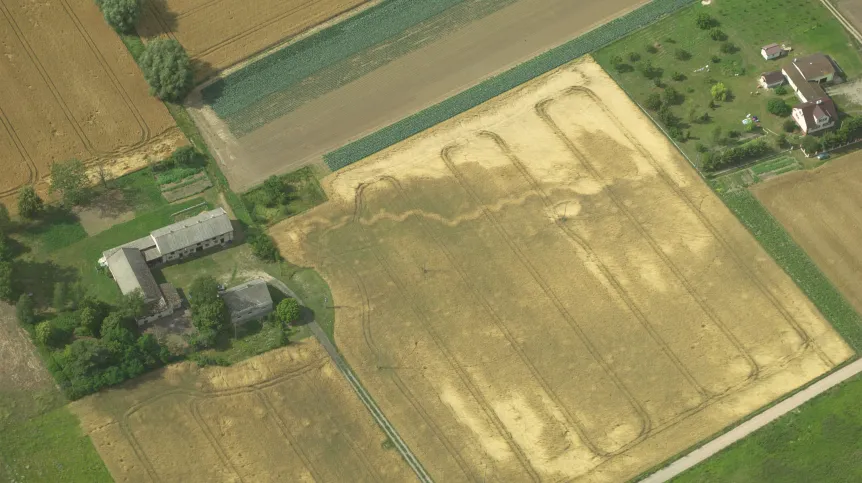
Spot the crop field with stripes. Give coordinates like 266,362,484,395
270,58,853,482
0,0,185,206
72,341,411,482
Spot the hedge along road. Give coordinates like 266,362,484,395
190,0,650,191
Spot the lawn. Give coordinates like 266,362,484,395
674,374,862,482
242,166,328,225
594,0,862,166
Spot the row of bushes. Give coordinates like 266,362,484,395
702,138,770,171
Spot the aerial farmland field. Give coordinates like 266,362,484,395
753,153,862,318
72,340,411,482
137,0,375,81
0,0,185,206
270,58,853,482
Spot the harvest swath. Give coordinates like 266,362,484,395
271,58,852,482
0,0,184,205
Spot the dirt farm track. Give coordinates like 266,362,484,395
271,58,853,482
72,340,412,482
0,0,185,205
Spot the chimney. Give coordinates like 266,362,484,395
816,99,823,104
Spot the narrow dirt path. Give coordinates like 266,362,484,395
642,357,862,482
259,274,433,483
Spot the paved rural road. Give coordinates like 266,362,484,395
261,275,434,483
193,0,647,191
642,357,862,482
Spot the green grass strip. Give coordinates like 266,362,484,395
750,156,796,175
323,0,698,171
718,189,862,352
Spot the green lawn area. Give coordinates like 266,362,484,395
674,374,862,482
594,0,862,166
242,166,328,225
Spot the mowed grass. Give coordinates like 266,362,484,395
674,374,862,482
242,166,327,225
594,0,862,164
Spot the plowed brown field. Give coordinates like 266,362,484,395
72,340,411,482
270,58,853,482
0,0,185,206
754,152,862,316
138,0,372,81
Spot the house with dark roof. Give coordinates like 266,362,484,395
759,71,785,89
790,53,837,83
761,43,784,60
222,279,274,325
792,98,838,134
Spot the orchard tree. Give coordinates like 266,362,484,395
711,82,729,101
95,0,141,33
17,185,43,220
139,39,193,102
50,159,89,206
696,13,715,29
16,294,35,325
276,298,301,326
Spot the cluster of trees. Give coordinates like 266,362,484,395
800,116,862,154
17,290,170,399
95,0,141,33
139,39,193,102
695,13,717,30
153,145,203,172
187,276,230,349
249,232,281,262
702,138,770,171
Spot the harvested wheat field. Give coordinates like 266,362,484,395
0,0,185,206
72,340,411,482
271,57,853,482
138,0,373,81
754,152,862,317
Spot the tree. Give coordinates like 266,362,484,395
121,289,147,321
138,39,193,102
627,52,641,62
783,118,798,133
50,159,89,206
663,86,681,105
170,145,199,167
52,282,68,311
767,98,791,117
16,294,35,325
96,163,112,189
276,298,301,326
671,71,686,81
645,44,658,54
95,0,141,33
776,133,788,149
711,126,724,144
189,276,220,306
78,306,101,337
100,312,137,339
674,49,691,61
17,185,43,220
696,13,715,29
644,93,662,111
720,42,737,54
250,233,280,262
0,203,9,231
656,105,677,127
774,85,788,96
0,232,10,262
709,28,726,41
0,261,12,302
711,82,729,101
802,136,822,154
191,299,229,335
263,175,286,207
35,321,58,346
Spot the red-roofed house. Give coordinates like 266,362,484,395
792,98,837,134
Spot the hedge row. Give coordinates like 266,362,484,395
324,0,698,171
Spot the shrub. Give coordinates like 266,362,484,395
720,42,737,54
696,12,715,29
711,82,730,101
16,294,35,325
645,93,662,110
276,298,301,326
668,126,687,141
774,85,788,96
709,28,726,40
657,105,677,126
671,71,686,81
783,118,798,133
674,49,691,61
262,175,287,207
702,139,771,171
638,60,660,79
249,233,281,262
663,86,681,105
728,129,740,139
138,39,193,102
95,0,141,33
711,55,721,63
802,136,822,154
776,133,788,148
695,142,708,153
36,321,59,347
645,44,658,54
628,52,641,62
767,98,791,117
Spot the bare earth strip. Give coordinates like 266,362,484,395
0,0,185,207
269,58,853,482
190,0,648,192
753,152,862,316
71,340,412,483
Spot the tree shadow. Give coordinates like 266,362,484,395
13,259,78,306
146,0,179,33
21,206,82,238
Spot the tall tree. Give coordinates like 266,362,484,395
16,294,35,325
276,298,301,326
17,185,43,220
189,276,220,306
138,39,193,102
50,159,89,206
95,0,141,33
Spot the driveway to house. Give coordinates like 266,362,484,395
642,357,862,482
261,275,433,483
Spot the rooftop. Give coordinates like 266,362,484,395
151,208,233,255
762,43,783,56
761,71,785,84
106,248,163,304
794,97,837,128
782,65,827,100
792,53,836,80
222,279,273,315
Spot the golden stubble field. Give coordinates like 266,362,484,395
754,152,862,316
271,58,853,482
0,0,186,206
138,0,372,81
72,340,411,482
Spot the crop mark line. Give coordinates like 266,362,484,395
189,397,246,483
483,126,759,393
436,146,652,456
352,181,542,482
0,103,35,195
559,86,832,368
253,388,324,482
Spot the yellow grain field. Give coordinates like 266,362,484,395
71,340,412,482
270,57,853,482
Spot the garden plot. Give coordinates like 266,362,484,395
0,0,185,206
270,58,852,482
72,341,411,482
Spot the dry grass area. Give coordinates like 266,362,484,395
138,0,372,81
270,57,853,482
0,303,55,401
71,340,411,482
0,0,185,207
753,152,862,316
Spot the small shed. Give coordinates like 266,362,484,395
760,71,785,88
761,43,784,60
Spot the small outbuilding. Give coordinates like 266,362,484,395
222,279,274,325
761,43,784,60
759,71,785,89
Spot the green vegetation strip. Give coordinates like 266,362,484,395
749,156,796,175
718,189,862,351
673,373,862,482
323,0,696,171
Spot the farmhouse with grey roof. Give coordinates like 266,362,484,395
99,207,235,324
222,279,274,325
